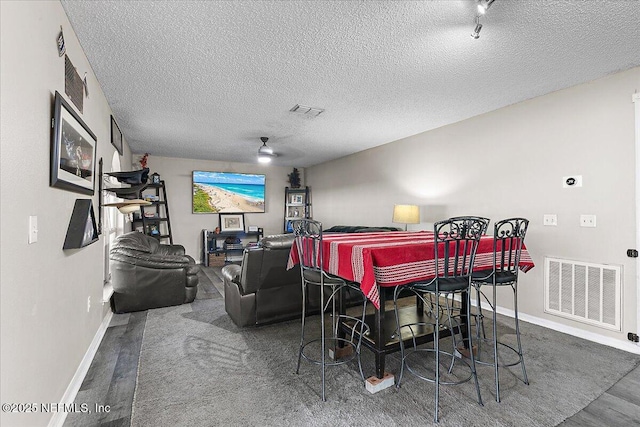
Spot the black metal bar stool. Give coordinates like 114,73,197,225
393,216,487,423
471,217,530,402
291,219,370,401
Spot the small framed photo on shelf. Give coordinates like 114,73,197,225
248,225,258,232
291,194,304,204
219,213,245,233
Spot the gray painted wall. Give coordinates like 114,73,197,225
306,67,640,346
0,2,131,426
146,155,302,261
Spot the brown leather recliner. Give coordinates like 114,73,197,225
109,231,199,313
222,233,366,327
222,234,303,327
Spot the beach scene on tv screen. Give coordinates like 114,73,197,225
193,171,265,213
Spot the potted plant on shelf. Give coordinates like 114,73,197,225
288,168,301,188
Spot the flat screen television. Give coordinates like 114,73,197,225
193,171,265,213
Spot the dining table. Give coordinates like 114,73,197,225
287,230,535,383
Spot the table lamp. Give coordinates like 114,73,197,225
392,204,420,231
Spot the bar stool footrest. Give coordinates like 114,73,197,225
404,348,474,386
300,337,359,367
469,337,524,367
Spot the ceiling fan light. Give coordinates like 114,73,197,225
258,154,272,163
257,136,276,163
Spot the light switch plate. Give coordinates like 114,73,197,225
28,216,38,244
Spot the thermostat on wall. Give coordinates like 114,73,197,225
563,175,582,188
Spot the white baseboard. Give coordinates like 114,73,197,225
47,311,113,427
468,296,640,355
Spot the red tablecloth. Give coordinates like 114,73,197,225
287,231,534,309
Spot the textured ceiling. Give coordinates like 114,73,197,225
61,0,640,167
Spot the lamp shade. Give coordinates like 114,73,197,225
393,204,420,225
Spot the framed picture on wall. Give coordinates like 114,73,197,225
50,91,97,195
219,213,245,233
110,115,123,155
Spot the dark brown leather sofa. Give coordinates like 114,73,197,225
109,231,199,313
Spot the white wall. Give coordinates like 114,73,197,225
0,2,130,426
307,67,640,346
144,156,302,261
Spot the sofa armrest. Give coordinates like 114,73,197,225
110,261,188,313
156,244,186,256
222,264,241,285
110,248,193,269
261,234,295,249
185,261,200,277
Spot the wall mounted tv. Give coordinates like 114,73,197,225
193,171,265,213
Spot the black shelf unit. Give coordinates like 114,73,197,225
131,181,173,244
284,186,311,233
202,229,263,266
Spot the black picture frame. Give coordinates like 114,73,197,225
97,157,103,235
63,199,99,249
110,115,123,155
51,91,97,195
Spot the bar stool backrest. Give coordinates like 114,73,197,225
434,217,488,280
492,218,529,276
448,216,491,236
291,219,324,275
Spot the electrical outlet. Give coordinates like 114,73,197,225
580,214,596,227
87,296,91,312
543,214,557,226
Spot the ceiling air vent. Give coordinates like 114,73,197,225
290,104,324,118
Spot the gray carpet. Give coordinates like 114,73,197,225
130,272,640,426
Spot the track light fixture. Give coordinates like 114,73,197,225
477,0,495,15
257,136,275,163
471,0,494,39
471,16,483,39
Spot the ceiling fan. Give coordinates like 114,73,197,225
257,136,277,163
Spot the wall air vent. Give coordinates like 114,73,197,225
290,104,324,118
544,257,621,331
65,55,84,113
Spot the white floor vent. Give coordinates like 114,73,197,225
544,257,621,331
